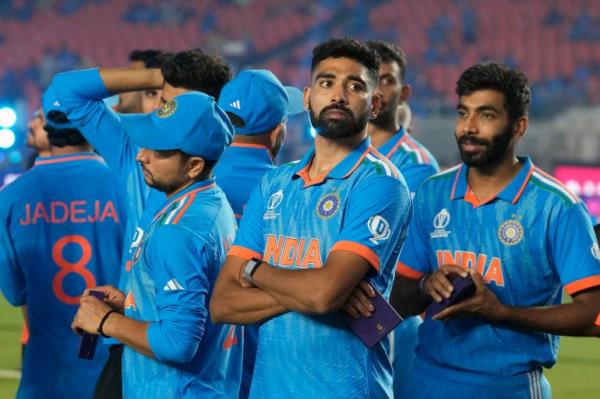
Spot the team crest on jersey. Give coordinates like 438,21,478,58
264,190,284,220
368,215,391,245
430,208,451,239
592,242,600,261
156,99,177,118
316,192,340,219
497,218,524,246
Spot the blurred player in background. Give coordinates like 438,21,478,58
0,110,125,399
210,38,411,398
365,40,439,392
72,92,241,398
26,109,51,157
45,48,232,398
389,62,600,398
214,68,304,398
117,49,164,114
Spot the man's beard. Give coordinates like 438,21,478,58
370,100,398,129
142,167,185,194
456,124,513,168
309,103,368,139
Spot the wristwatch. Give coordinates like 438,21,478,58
242,258,263,283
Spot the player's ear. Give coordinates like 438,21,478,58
269,123,285,146
512,116,528,141
303,87,311,111
400,83,412,102
369,92,382,120
187,156,206,180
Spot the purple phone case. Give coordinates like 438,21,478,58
342,288,403,348
426,275,476,317
78,290,104,360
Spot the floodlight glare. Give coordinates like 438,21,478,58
0,107,17,128
0,128,16,149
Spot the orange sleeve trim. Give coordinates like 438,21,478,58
395,261,424,280
595,313,600,327
565,275,600,295
331,241,380,271
228,245,262,261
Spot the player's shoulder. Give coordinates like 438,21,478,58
421,164,461,187
528,166,580,207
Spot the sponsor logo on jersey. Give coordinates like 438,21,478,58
163,278,184,291
430,208,451,239
264,234,322,268
316,192,340,219
498,218,524,246
368,215,391,245
436,249,505,286
263,190,283,220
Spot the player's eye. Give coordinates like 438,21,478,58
348,82,365,92
319,79,332,88
145,90,157,98
481,112,495,120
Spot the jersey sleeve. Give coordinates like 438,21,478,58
331,174,411,273
145,225,212,364
549,202,600,296
401,163,438,196
228,178,267,260
43,68,138,181
0,192,26,306
396,185,434,279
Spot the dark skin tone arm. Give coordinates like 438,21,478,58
344,265,600,337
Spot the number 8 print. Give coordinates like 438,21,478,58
52,235,96,304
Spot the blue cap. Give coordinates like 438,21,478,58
41,85,78,130
218,69,305,135
121,92,234,160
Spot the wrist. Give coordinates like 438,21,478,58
99,310,122,338
242,258,263,285
418,273,432,300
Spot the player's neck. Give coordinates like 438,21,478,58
368,123,400,148
49,144,93,157
467,153,522,199
310,132,366,178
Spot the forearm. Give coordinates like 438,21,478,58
210,283,287,325
102,313,154,358
493,301,600,337
252,265,347,314
99,68,163,94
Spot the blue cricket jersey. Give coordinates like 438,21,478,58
378,127,439,195
230,138,412,398
121,179,242,399
376,126,440,394
43,68,166,287
397,158,600,383
0,153,125,399
213,142,275,399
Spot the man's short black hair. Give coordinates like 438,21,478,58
456,62,531,124
144,52,172,69
311,38,381,87
129,49,163,63
366,40,408,82
44,111,87,148
161,49,232,99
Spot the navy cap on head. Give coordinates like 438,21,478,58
218,69,305,135
121,92,234,161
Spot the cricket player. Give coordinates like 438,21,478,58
388,62,600,398
366,40,439,392
71,92,241,398
45,49,232,398
0,110,125,399
210,38,412,398
214,68,304,398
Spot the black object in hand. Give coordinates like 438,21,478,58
78,290,104,360
426,275,476,317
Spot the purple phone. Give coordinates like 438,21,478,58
426,275,476,317
342,288,403,348
78,290,104,360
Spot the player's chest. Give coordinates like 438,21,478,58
425,202,549,287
